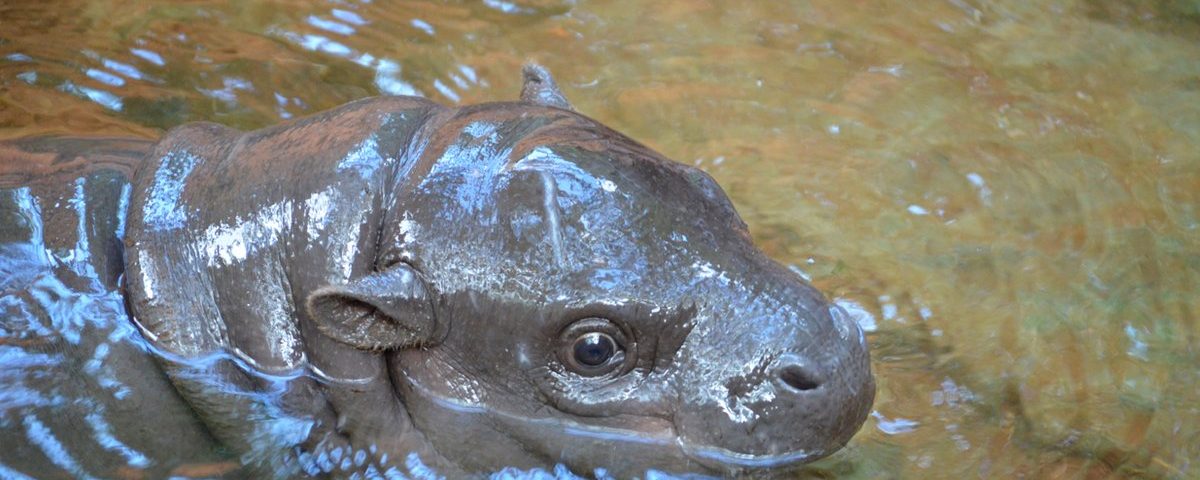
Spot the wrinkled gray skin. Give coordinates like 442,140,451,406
0,66,874,479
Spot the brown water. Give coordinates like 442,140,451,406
2,0,1198,478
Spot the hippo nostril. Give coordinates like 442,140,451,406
778,365,821,392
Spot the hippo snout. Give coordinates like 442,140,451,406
672,278,875,474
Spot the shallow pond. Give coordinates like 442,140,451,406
2,0,1198,478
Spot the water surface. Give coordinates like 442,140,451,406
2,0,1198,478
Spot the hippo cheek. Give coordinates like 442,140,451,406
391,354,713,476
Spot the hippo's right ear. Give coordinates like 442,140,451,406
305,265,438,350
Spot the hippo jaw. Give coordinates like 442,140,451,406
393,372,862,477
391,364,689,475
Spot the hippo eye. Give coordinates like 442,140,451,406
573,332,616,367
558,317,630,377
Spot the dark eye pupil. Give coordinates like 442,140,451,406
573,332,615,367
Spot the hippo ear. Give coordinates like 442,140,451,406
305,265,438,350
520,63,574,110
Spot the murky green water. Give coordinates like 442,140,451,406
2,0,1198,478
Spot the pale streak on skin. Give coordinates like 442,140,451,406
307,364,376,386
537,171,566,268
66,177,93,273
511,146,573,267
198,200,293,268
230,347,306,376
303,189,335,241
115,183,132,240
136,249,158,302
143,150,199,232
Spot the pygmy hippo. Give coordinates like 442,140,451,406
0,65,874,479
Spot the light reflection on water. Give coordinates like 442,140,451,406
1,0,1198,478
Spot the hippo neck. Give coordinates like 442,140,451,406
121,97,472,476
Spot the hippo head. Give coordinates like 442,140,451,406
307,66,875,477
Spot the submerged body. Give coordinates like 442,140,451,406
0,67,873,478
0,137,233,478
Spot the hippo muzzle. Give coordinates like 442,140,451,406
672,264,875,472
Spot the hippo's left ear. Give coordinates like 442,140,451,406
305,265,438,350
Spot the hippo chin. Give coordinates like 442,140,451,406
0,65,874,479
